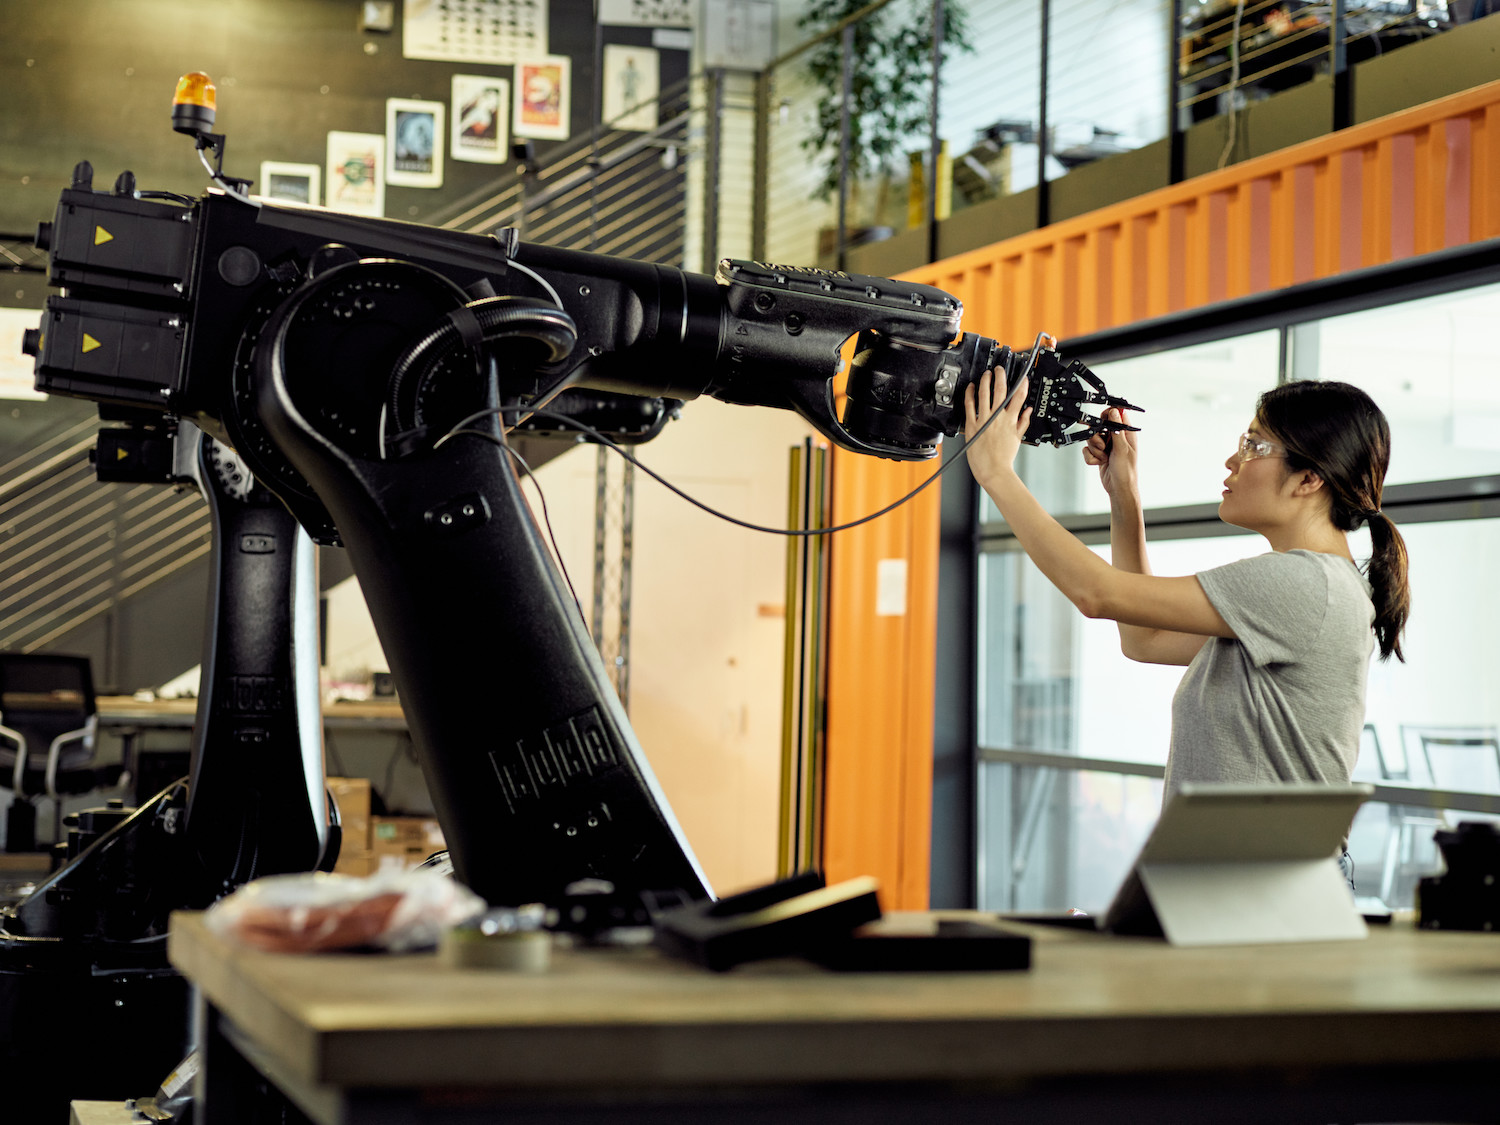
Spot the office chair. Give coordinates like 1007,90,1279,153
0,653,113,852
1370,724,1445,907
1360,724,1500,906
1345,725,1394,896
1412,727,1500,796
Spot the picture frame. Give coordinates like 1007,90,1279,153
602,45,659,132
451,74,510,165
257,161,322,206
386,98,446,188
325,131,386,217
513,56,571,141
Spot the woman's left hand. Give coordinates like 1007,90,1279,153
964,369,1031,487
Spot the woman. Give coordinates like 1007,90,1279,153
964,371,1409,799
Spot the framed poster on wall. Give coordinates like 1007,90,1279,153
258,161,322,205
602,45,659,131
387,98,446,188
451,74,510,164
325,131,385,217
514,56,571,141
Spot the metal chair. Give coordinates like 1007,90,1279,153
1370,725,1446,907
1412,727,1500,797
1361,725,1500,907
1345,724,1393,897
0,653,111,852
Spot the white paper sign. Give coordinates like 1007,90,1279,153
0,307,46,400
598,0,694,26
876,558,908,617
703,0,776,70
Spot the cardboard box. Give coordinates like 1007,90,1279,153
326,777,372,853
371,815,446,872
327,776,376,877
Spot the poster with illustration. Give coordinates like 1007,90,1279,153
258,161,321,205
602,45,659,132
325,131,385,217
451,74,510,164
386,98,446,188
513,56,571,141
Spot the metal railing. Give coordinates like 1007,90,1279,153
1176,0,1451,129
412,0,1459,286
426,77,695,265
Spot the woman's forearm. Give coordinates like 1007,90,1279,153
1109,490,1150,574
1107,490,1160,656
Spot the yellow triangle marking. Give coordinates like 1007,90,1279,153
95,226,114,245
116,447,129,461
82,333,101,353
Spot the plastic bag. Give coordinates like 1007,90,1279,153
203,868,486,953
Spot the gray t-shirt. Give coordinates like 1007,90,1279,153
1165,549,1374,797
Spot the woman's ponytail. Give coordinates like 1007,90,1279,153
1365,511,1410,662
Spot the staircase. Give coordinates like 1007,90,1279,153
2,72,702,684
428,76,694,261
0,405,209,677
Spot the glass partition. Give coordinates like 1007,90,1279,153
979,763,1163,912
976,277,1500,913
760,0,1177,265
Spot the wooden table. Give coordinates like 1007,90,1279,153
91,697,411,811
167,911,1500,1124
96,697,407,733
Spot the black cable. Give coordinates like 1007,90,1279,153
504,442,589,624
438,360,1030,540
386,299,577,435
137,190,197,205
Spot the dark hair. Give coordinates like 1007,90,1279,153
1255,380,1409,662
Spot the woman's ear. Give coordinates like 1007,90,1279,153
1293,470,1327,497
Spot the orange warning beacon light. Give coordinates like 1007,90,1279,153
171,71,217,136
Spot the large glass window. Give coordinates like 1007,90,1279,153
980,764,1163,913
975,278,1500,915
1078,331,1280,511
1306,280,1500,486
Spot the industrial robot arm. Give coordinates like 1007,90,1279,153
21,88,1140,909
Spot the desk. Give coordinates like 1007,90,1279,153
96,697,407,734
168,911,1500,1125
1177,5,1445,121
95,698,410,806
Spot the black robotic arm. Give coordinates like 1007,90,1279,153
23,145,1139,910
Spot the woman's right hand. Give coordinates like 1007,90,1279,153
1082,408,1140,502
